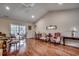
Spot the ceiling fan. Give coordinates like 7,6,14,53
21,3,35,8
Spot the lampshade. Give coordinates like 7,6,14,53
71,26,77,32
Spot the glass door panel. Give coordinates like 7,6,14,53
10,24,26,39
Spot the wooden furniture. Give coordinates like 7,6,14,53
0,32,20,55
35,32,61,44
50,32,61,44
35,33,42,40
0,37,8,56
7,34,21,52
47,33,52,42
8,39,20,52
62,36,79,46
0,32,8,56
40,33,48,41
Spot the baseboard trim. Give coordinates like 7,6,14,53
62,44,79,48
27,37,35,39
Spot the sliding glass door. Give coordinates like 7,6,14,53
10,24,26,40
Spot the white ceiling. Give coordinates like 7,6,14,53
0,3,79,23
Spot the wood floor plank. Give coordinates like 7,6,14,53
6,39,79,56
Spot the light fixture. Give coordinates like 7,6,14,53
5,6,10,10
71,26,77,37
72,27,77,32
32,15,35,18
21,3,35,8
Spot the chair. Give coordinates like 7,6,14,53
8,39,20,52
0,32,2,37
35,33,42,40
7,34,20,52
0,32,2,35
47,33,52,42
2,34,6,37
50,32,61,44
40,33,47,41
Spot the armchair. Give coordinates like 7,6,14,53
40,33,47,41
50,32,61,44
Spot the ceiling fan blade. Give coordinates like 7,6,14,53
21,3,35,8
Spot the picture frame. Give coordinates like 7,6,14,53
46,25,57,30
28,25,32,30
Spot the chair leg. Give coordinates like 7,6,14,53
16,43,17,50
19,41,20,49
8,44,11,52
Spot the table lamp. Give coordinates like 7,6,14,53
71,27,77,37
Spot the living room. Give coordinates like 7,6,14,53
0,3,79,56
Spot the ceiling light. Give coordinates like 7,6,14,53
5,6,10,10
32,15,35,18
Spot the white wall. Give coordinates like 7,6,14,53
36,8,79,47
0,18,35,38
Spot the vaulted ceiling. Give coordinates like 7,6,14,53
0,3,79,23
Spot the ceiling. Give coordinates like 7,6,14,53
0,3,79,23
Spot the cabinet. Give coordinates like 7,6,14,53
0,38,8,56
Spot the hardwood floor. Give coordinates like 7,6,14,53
7,39,79,56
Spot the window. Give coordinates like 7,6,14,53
11,24,26,36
